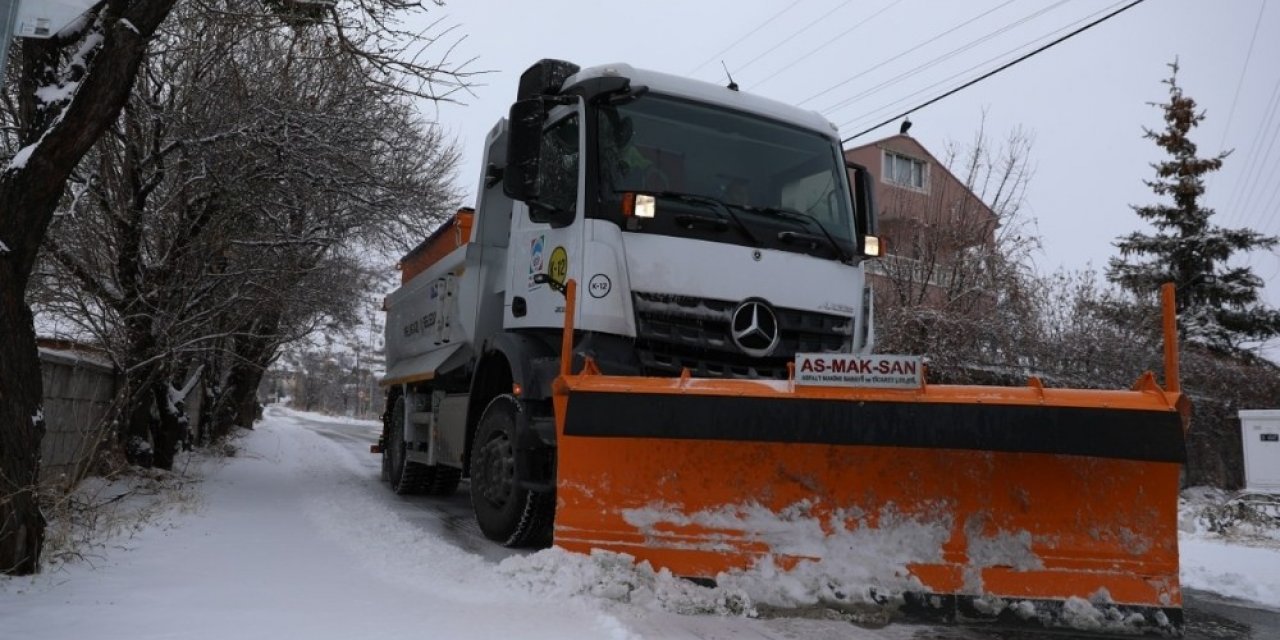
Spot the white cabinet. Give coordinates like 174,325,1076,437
1240,410,1280,493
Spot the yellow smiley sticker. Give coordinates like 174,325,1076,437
549,246,568,286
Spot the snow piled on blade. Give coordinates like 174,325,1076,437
618,500,950,610
962,514,1043,593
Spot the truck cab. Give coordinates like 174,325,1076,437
500,60,880,379
379,59,881,547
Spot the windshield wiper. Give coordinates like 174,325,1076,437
645,191,761,246
674,213,729,231
740,205,852,263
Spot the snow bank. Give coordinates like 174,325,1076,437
9,414,1280,640
1182,539,1280,607
0,412,633,640
501,547,753,617
1179,487,1280,607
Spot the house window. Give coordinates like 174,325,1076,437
883,150,927,191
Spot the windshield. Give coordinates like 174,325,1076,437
597,95,855,244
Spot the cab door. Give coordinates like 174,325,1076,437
505,102,586,330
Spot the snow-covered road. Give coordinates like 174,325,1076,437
2,407,1279,640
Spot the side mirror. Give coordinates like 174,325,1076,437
504,99,547,201
846,161,882,258
516,59,581,101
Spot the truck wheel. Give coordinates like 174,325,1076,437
380,394,397,483
387,394,462,496
386,396,410,492
426,467,462,496
470,394,554,547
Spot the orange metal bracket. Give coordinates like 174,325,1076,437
560,279,578,378
1161,282,1180,393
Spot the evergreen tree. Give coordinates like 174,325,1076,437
1108,60,1280,352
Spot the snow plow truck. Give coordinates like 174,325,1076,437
376,59,1191,635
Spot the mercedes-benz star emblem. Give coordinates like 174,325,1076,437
730,300,780,357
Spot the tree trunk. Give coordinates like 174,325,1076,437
0,270,47,575
0,2,177,575
122,373,156,468
150,380,186,470
118,314,161,467
223,320,281,430
224,356,266,430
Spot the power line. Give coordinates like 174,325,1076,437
686,0,807,76
795,0,1019,106
835,1,1125,132
1247,136,1280,238
734,0,853,75
1256,177,1280,239
840,0,1148,144
1239,116,1280,234
746,0,907,92
819,0,1072,116
1216,0,1268,162
1228,74,1280,230
1208,0,1268,212
1226,75,1280,236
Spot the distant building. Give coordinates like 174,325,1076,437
844,134,998,308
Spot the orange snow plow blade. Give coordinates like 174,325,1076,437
550,283,1190,634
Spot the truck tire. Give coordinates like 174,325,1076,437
425,466,462,496
380,392,398,484
469,394,554,547
387,396,462,496
386,396,415,494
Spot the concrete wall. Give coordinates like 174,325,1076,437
38,348,119,490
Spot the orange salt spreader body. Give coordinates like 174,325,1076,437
550,281,1191,635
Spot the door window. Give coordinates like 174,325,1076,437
537,114,580,217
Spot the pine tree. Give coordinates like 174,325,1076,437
1108,60,1280,352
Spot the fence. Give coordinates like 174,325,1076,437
38,347,119,491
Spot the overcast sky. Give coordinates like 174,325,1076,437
414,0,1280,347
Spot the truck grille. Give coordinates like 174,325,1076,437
632,292,852,380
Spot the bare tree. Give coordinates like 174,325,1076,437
871,122,1040,379
2,0,471,574
1032,269,1280,489
35,2,461,469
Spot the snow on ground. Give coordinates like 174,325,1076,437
1178,487,1280,608
0,409,639,640
0,408,922,640
5,408,1280,640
